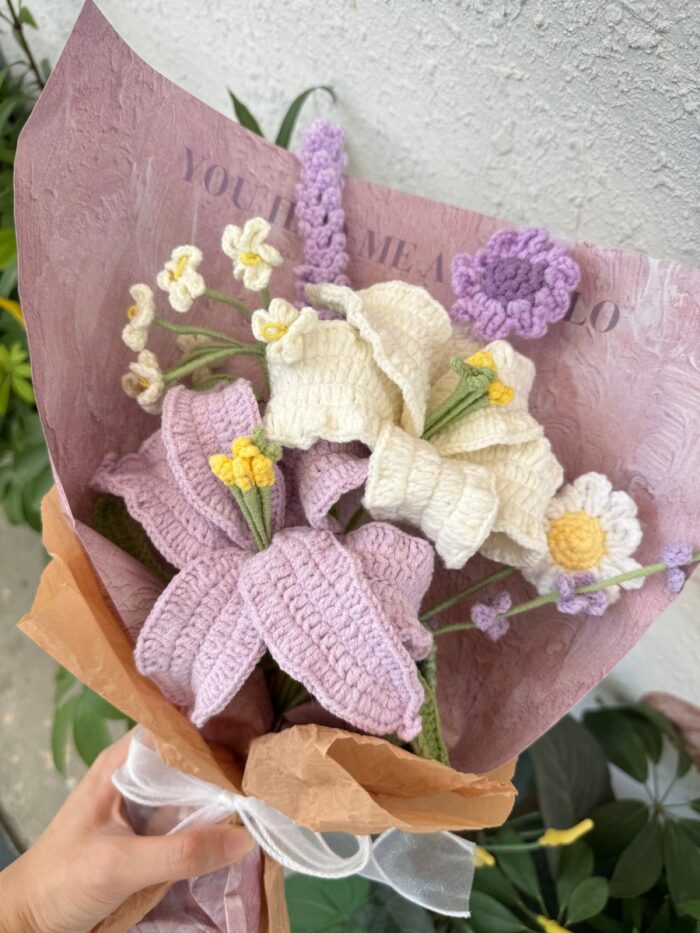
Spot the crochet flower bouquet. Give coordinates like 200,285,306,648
15,5,700,932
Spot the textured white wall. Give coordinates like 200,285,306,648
4,0,699,266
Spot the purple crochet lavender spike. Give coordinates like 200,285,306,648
471,592,512,642
555,572,608,616
659,543,693,594
451,227,580,341
294,119,350,306
239,527,427,741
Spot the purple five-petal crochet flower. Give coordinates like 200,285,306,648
471,592,512,641
555,572,608,616
659,543,693,594
450,227,580,341
92,380,434,741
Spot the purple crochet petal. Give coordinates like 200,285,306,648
162,381,285,550
135,549,265,725
239,527,425,741
92,431,230,569
345,522,434,660
291,441,368,531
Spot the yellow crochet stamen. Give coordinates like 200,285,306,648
171,253,190,281
538,819,594,848
537,917,569,933
251,453,275,488
240,251,262,266
209,453,236,487
547,512,607,572
227,434,276,491
474,846,496,868
487,380,515,405
259,321,289,342
466,350,496,371
126,304,138,320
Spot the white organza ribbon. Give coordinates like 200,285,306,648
113,729,475,917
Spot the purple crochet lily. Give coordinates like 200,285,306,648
451,227,580,341
93,380,434,741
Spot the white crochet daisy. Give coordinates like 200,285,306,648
121,283,155,351
221,217,283,292
122,350,165,415
252,299,317,363
156,245,206,312
522,472,644,602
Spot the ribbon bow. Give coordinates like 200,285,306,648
113,729,476,917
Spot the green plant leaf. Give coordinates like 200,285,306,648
492,828,542,904
530,715,612,831
587,915,626,933
285,875,370,932
54,666,76,705
566,876,609,924
228,90,263,137
360,886,435,933
51,694,77,774
587,799,650,860
583,708,649,783
72,687,113,766
663,822,700,918
471,865,520,908
647,902,671,933
468,892,525,933
0,228,16,267
556,841,594,910
11,373,34,402
609,818,663,898
18,6,38,28
275,85,336,149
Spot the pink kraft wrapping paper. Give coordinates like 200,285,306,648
15,0,700,782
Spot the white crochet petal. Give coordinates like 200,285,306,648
570,472,613,516
363,423,498,570
307,281,452,437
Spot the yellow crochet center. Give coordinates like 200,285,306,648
547,511,607,571
171,254,190,281
251,453,275,488
208,453,235,487
126,304,138,320
137,376,151,390
226,435,276,490
259,321,289,342
240,251,262,266
487,380,515,405
466,350,496,371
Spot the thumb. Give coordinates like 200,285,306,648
119,823,254,891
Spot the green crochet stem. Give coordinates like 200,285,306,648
231,485,271,551
421,358,493,440
412,648,450,765
433,552,700,637
192,374,238,392
204,287,253,318
154,316,249,344
164,347,264,383
419,566,516,622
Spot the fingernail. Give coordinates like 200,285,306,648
224,826,253,860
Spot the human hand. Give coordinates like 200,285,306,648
0,731,253,933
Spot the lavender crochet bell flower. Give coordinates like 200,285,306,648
451,227,580,341
471,592,512,642
659,543,693,594
555,572,608,616
93,380,434,741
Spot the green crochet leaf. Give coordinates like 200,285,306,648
92,494,173,582
412,651,449,765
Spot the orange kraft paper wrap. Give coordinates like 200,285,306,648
20,490,516,931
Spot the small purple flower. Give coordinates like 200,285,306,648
450,227,580,341
659,543,693,594
294,120,350,306
555,572,608,616
471,592,512,641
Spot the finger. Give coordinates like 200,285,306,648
118,824,254,890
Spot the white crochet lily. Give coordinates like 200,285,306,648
522,472,644,602
121,284,155,351
252,300,318,364
122,349,165,415
222,217,283,292
156,245,206,312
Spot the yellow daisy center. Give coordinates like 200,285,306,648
260,321,289,342
126,304,139,320
171,254,190,281
240,251,262,266
547,510,607,572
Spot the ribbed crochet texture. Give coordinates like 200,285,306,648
92,380,433,738
294,119,350,305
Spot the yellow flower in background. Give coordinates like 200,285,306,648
473,846,496,868
538,818,594,847
156,245,206,312
122,283,155,351
121,349,164,415
221,217,283,292
537,916,569,932
252,300,318,364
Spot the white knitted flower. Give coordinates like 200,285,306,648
121,284,155,351
252,300,317,364
221,217,283,292
522,472,644,602
122,350,165,415
156,245,206,312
